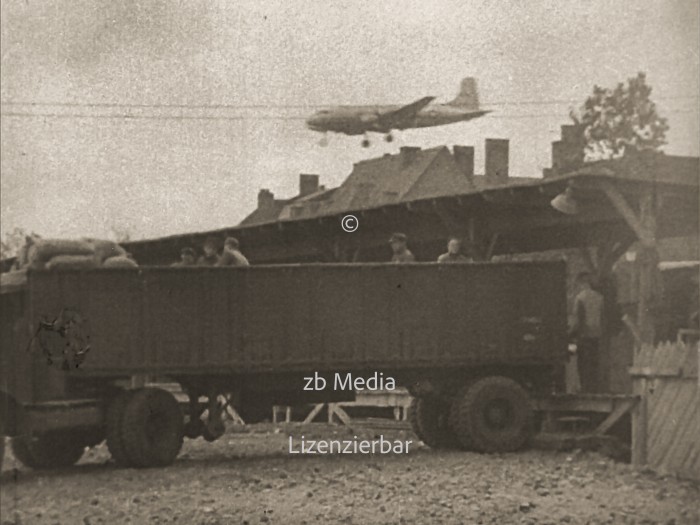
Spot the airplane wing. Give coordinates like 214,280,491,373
377,96,435,127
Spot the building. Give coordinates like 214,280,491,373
239,141,535,227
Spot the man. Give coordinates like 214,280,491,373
389,233,415,263
197,237,220,266
569,271,604,393
217,237,250,267
171,247,196,267
437,237,470,264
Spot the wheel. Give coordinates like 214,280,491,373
106,390,135,466
448,389,475,451
10,431,85,469
407,397,459,449
120,388,184,468
451,376,534,453
385,133,394,143
361,138,370,148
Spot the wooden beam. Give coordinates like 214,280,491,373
601,183,655,247
485,233,500,261
594,398,637,435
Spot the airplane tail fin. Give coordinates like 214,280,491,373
447,77,480,109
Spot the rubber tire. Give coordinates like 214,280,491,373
448,388,475,451
452,376,533,453
121,388,184,468
408,397,459,449
106,390,135,467
10,431,85,469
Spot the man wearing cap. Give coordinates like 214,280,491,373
437,237,471,264
171,247,196,267
569,271,604,393
197,237,220,266
217,237,250,267
389,233,415,263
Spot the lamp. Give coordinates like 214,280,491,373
550,184,579,215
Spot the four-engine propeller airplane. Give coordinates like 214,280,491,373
306,77,491,147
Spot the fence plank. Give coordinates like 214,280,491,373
631,341,700,480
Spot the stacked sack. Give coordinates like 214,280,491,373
18,237,138,271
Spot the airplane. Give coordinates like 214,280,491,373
306,77,491,147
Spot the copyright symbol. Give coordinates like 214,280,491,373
341,215,359,233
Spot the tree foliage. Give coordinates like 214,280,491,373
1,227,39,260
571,72,669,160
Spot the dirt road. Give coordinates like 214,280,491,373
1,424,698,525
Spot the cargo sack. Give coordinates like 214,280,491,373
44,254,99,271
102,256,138,268
0,269,28,291
27,239,95,270
84,238,127,263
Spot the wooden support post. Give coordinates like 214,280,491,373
600,183,655,248
303,403,325,424
632,379,648,466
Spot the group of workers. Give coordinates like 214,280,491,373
172,231,603,392
388,232,472,264
171,236,249,268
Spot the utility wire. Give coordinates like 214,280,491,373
1,109,696,121
1,95,697,110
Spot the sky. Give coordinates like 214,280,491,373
1,0,698,241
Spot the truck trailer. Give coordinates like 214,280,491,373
1,261,567,468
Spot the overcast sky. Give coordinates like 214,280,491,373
1,0,698,241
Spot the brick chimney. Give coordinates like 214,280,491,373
258,189,275,209
485,139,509,185
453,145,475,185
400,146,420,167
299,174,320,196
548,124,585,177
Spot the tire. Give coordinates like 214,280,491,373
451,376,533,453
448,389,475,451
408,397,459,449
120,388,184,468
10,431,85,469
106,390,135,467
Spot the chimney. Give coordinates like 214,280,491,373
485,139,509,185
453,145,475,185
299,174,320,197
400,146,420,167
550,125,584,176
258,189,275,209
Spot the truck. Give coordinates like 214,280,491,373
1,261,567,469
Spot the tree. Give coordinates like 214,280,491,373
1,228,39,260
571,72,669,161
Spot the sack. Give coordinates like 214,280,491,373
44,255,99,271
102,256,138,268
0,269,28,291
84,238,127,263
27,239,95,270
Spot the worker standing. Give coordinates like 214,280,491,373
217,237,250,267
197,237,220,266
389,233,415,263
569,271,604,393
437,237,471,264
171,247,196,267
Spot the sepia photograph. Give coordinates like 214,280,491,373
1,1,699,523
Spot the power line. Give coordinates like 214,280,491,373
1,109,696,122
1,95,697,110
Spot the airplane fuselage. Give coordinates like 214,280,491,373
306,103,490,136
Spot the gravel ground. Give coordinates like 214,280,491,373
1,424,698,525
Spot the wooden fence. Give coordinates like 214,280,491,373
630,341,699,480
